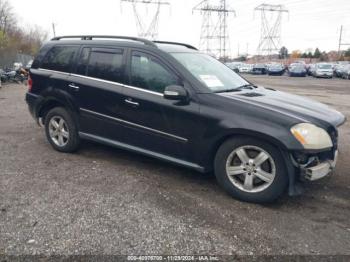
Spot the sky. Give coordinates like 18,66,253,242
9,0,350,57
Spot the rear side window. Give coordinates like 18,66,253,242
76,47,125,83
41,46,78,73
130,51,178,93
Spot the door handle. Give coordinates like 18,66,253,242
68,83,79,91
124,98,139,107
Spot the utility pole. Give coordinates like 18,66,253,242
121,0,170,40
338,25,350,58
338,25,343,57
193,0,236,61
52,23,56,37
254,4,288,57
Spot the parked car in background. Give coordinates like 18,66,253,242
313,63,333,78
252,64,267,75
306,64,316,76
225,62,242,73
341,64,350,79
288,63,307,77
267,63,285,76
334,64,345,78
239,63,253,74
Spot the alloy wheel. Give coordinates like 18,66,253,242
48,116,69,147
225,145,276,193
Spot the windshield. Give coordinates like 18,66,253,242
317,64,332,69
171,53,249,92
269,64,282,69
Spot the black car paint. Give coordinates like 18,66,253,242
26,39,346,196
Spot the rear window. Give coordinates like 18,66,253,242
41,45,79,73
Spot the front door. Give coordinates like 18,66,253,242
120,50,201,163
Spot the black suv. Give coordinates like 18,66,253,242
26,35,345,203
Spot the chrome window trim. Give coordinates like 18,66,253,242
38,68,71,76
80,108,188,143
37,68,163,97
71,73,163,97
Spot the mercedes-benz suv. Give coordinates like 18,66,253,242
26,35,345,203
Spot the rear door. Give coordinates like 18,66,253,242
32,45,79,95
69,46,127,141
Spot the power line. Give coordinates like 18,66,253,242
254,3,289,56
121,0,170,40
193,0,236,61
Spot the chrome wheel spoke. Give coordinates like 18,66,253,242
236,148,250,164
227,165,246,176
58,118,64,129
61,130,69,138
255,168,274,183
51,119,59,129
58,135,64,146
243,174,254,190
253,151,269,167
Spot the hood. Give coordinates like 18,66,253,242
269,67,283,71
290,67,305,72
218,86,346,127
316,68,333,72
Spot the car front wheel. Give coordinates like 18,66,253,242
214,136,288,203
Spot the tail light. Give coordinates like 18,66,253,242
28,74,33,92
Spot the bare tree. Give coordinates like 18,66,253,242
0,0,48,67
0,0,16,34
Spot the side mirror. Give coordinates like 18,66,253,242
163,85,188,101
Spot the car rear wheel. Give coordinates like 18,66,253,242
45,107,80,152
214,136,288,203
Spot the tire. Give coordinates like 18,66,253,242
214,136,288,203
44,107,80,153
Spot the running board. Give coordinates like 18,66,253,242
79,132,205,172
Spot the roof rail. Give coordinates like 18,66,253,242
153,41,198,50
51,35,157,48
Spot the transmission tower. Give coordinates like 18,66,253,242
254,4,288,56
121,0,170,40
193,0,235,60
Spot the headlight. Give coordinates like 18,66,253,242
291,123,332,150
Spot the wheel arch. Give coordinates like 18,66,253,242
36,92,79,125
206,130,299,197
209,130,289,168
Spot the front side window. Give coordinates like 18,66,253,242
130,51,179,93
171,52,248,92
41,45,79,73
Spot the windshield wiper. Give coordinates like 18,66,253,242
214,84,257,93
236,84,257,90
214,88,242,93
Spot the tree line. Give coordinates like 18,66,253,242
0,0,47,67
279,46,350,61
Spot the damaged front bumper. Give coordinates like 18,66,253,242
302,150,338,181
291,149,338,181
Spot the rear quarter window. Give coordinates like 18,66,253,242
41,45,79,73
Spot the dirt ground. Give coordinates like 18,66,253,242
0,75,349,256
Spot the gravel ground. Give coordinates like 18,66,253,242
0,76,350,256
